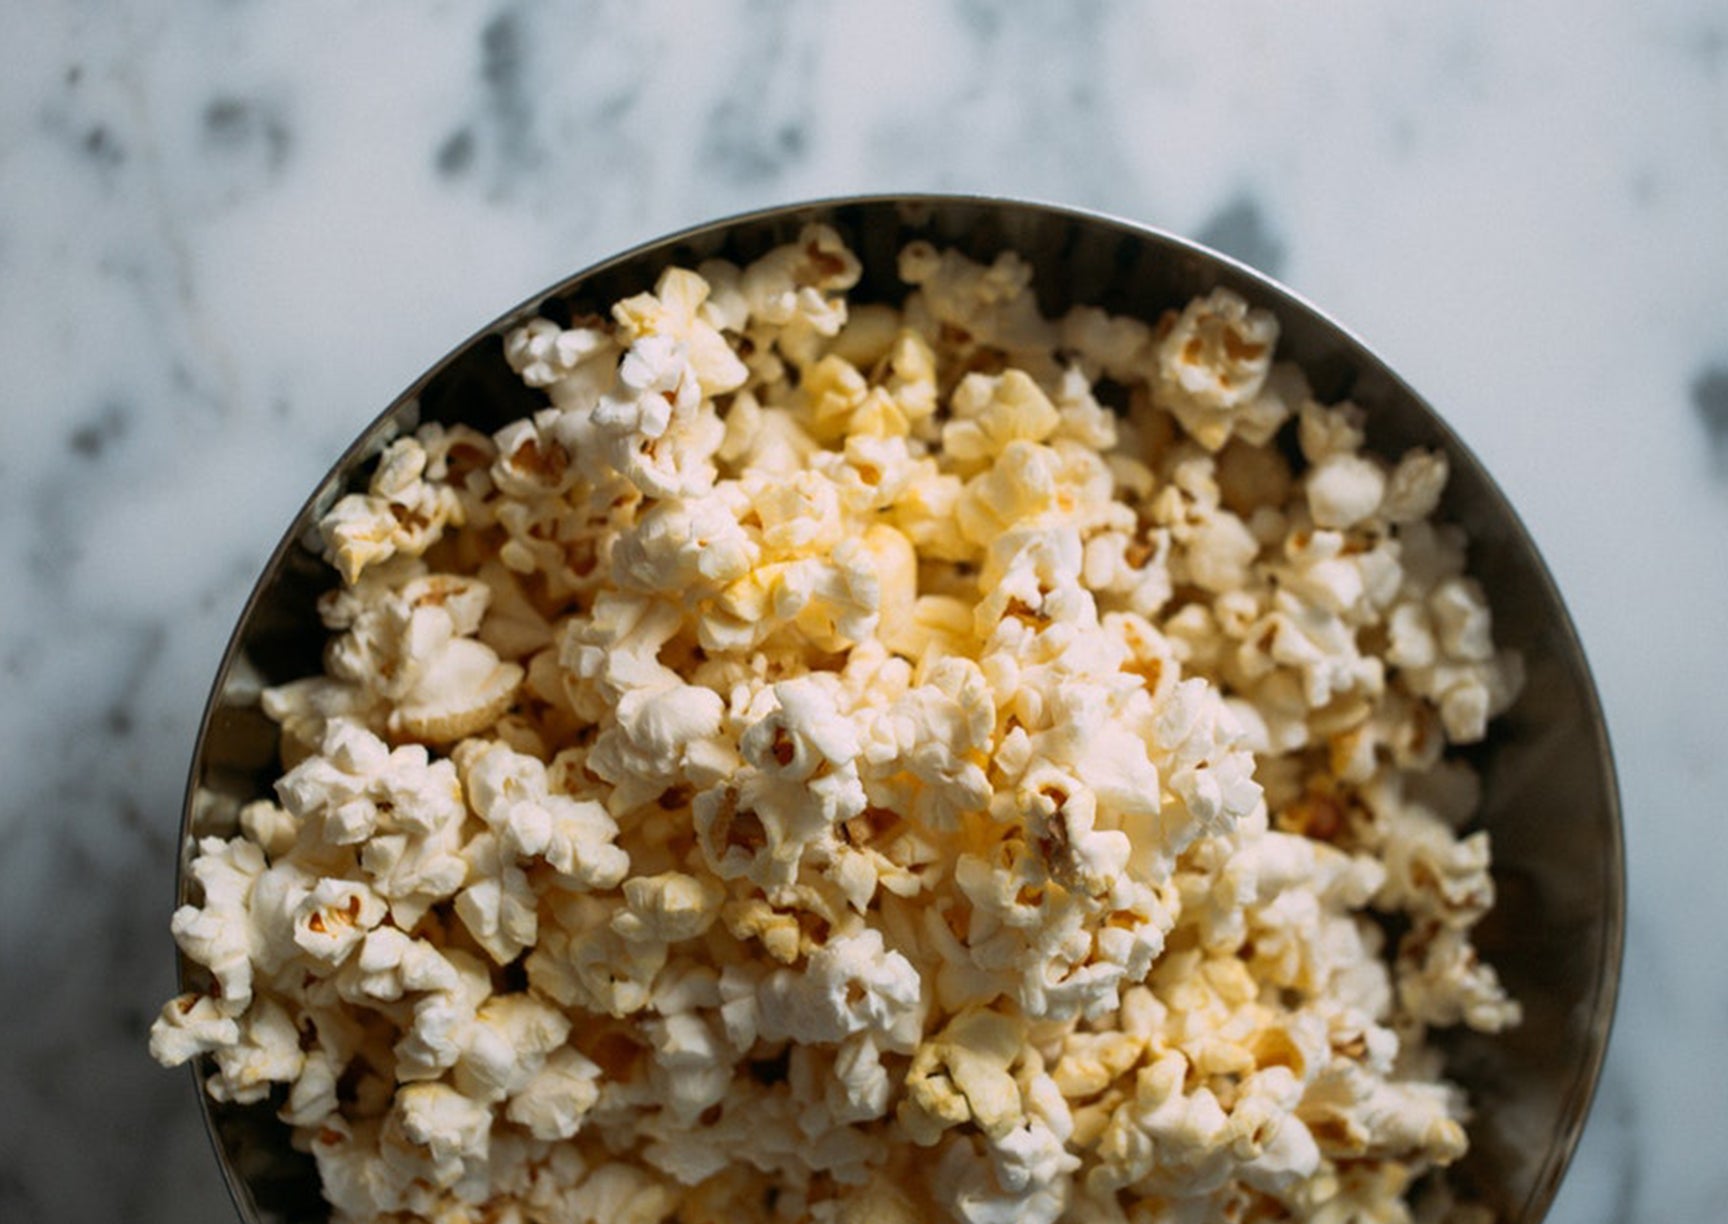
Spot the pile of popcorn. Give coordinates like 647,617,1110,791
153,225,1525,1224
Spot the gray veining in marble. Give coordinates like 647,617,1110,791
3,1,1725,1220
1692,364,1728,468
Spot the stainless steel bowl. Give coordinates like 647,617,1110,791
176,194,1624,1223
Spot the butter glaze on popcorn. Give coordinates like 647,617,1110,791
153,225,1523,1223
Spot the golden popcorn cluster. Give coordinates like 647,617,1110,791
155,223,1523,1224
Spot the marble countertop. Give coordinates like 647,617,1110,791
2,2,1723,1220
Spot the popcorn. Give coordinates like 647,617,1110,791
613,266,750,398
901,1007,1029,1144
338,926,449,1003
158,229,1522,1223
316,564,526,744
148,992,240,1066
1306,451,1388,530
388,1080,494,1183
612,485,759,596
936,1126,1077,1224
319,435,468,584
1091,1049,1233,1194
166,834,267,1009
462,739,630,891
505,315,616,389
453,831,540,964
860,655,995,831
205,995,305,1105
943,369,1063,466
899,241,1057,360
291,877,387,968
452,992,572,1102
1150,288,1283,451
1396,921,1522,1033
757,928,923,1048
506,1045,604,1140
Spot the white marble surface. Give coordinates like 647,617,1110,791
1,1,1724,1219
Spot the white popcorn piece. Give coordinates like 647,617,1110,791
319,565,525,745
901,1007,1028,1145
387,1079,494,1185
822,1029,895,1126
490,489,618,601
308,1118,412,1221
1151,288,1281,451
277,718,462,839
898,242,1057,359
1061,304,1154,384
504,315,616,389
611,871,724,944
530,900,667,1019
453,831,539,965
506,1045,604,1140
318,435,468,584
1297,1062,1469,1166
562,1161,683,1224
237,799,298,860
1428,575,1495,663
739,224,863,369
570,332,729,500
271,719,470,928
1181,505,1261,595
1016,763,1132,901
358,826,468,931
706,533,885,654
280,1043,343,1130
1091,1049,1233,1194
1298,400,1368,463
1084,528,1174,618
474,558,557,662
797,352,878,443
148,992,241,1066
1306,451,1388,530
612,486,759,597
451,992,572,1102
463,740,629,891
613,265,750,399
1246,590,1385,711
859,655,995,831
169,835,268,1010
641,1010,734,1128
757,928,923,1048
205,995,305,1105
1397,922,1522,1033
336,925,440,1004
258,675,378,768
935,1126,1077,1224
1224,1068,1321,1194
393,947,493,1081
942,369,1063,466
695,678,868,887
291,876,387,968
956,442,1067,550
490,410,577,500
1382,446,1449,524
1371,789,1498,929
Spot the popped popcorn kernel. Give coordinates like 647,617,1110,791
159,228,1521,1224
1150,288,1284,451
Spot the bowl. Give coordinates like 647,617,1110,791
175,194,1624,1222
